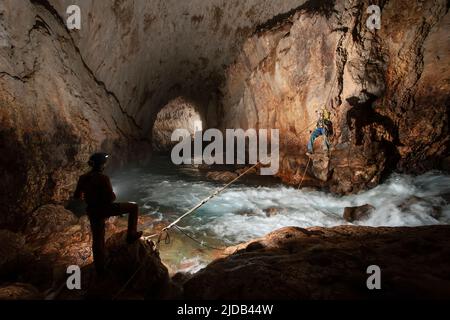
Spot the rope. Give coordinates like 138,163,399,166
112,162,259,299
143,162,259,242
297,156,311,189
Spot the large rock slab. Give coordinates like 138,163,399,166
184,225,450,299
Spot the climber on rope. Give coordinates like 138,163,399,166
306,108,333,156
73,152,143,275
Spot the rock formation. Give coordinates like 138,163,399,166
183,225,450,299
0,0,148,229
219,0,449,193
343,204,375,222
0,0,307,230
0,205,119,292
0,283,43,300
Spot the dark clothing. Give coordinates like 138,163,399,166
74,171,116,212
87,205,138,273
74,170,138,273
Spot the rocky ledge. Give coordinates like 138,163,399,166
183,225,450,299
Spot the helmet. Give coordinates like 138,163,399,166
88,152,109,169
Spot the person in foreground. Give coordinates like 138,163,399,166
73,152,143,274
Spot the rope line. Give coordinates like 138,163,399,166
142,162,259,243
112,241,154,300
297,156,311,190
112,162,259,299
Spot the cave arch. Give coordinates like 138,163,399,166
151,97,206,153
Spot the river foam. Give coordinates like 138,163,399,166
112,160,450,245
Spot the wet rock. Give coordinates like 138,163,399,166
0,283,43,300
0,0,147,230
343,204,375,222
206,171,238,183
399,196,442,219
184,225,450,299
235,210,259,217
235,166,258,176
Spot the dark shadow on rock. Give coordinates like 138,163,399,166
183,225,450,300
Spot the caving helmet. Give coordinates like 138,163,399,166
88,152,109,170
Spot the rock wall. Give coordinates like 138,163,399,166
48,0,308,134
1,0,307,229
0,0,147,229
219,0,450,193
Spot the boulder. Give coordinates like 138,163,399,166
343,204,375,222
263,207,286,217
234,210,259,217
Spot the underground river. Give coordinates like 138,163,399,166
111,156,450,274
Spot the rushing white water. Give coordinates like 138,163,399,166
111,157,450,272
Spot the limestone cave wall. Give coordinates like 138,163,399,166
219,0,450,193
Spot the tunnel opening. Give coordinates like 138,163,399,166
151,97,206,154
